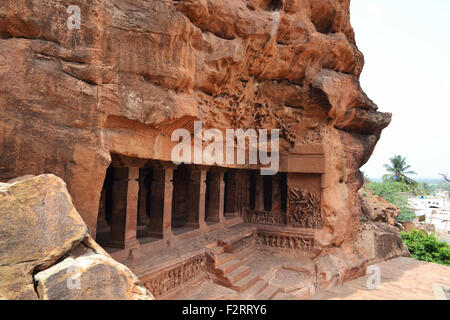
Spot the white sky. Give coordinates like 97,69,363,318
350,0,450,179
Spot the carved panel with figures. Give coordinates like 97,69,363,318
142,255,207,298
257,231,314,251
288,187,322,228
243,208,287,226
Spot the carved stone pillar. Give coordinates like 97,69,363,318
271,175,281,212
241,171,251,210
255,174,264,211
96,187,109,233
186,168,208,229
206,169,225,224
138,169,150,226
225,170,238,216
109,167,140,249
148,167,174,238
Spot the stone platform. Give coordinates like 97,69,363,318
108,221,322,300
106,219,433,300
309,257,450,300
174,257,450,300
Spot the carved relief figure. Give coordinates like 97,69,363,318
288,187,322,229
243,208,286,226
257,232,314,251
144,255,206,298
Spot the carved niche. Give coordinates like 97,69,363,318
288,187,322,229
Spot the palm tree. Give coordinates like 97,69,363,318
439,173,450,183
383,155,417,185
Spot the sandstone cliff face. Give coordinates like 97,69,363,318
0,174,153,300
0,0,390,248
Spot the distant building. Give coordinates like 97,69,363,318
425,208,450,235
408,196,450,235
408,196,448,210
436,189,449,198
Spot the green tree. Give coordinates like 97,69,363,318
401,230,450,266
439,173,450,183
383,155,417,186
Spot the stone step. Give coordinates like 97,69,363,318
208,245,225,256
255,284,281,300
243,280,268,299
217,259,243,275
227,265,251,284
215,253,234,267
230,273,260,293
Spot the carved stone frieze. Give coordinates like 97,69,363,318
288,187,322,229
257,231,314,251
142,255,207,298
243,208,287,226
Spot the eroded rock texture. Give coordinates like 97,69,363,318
0,174,153,300
0,1,390,249
359,188,403,229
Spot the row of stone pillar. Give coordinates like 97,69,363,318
99,166,283,250
105,166,227,249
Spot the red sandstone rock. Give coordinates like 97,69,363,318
0,0,400,299
0,0,390,245
0,174,153,300
359,188,402,227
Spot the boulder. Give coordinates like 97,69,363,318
0,174,153,300
313,244,367,290
401,221,435,234
359,188,402,227
401,220,418,232
355,222,409,264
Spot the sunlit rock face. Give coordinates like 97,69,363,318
0,174,153,300
0,0,390,252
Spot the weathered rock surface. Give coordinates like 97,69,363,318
401,220,435,234
355,222,409,264
359,188,403,228
0,0,391,248
311,221,409,291
0,174,153,300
